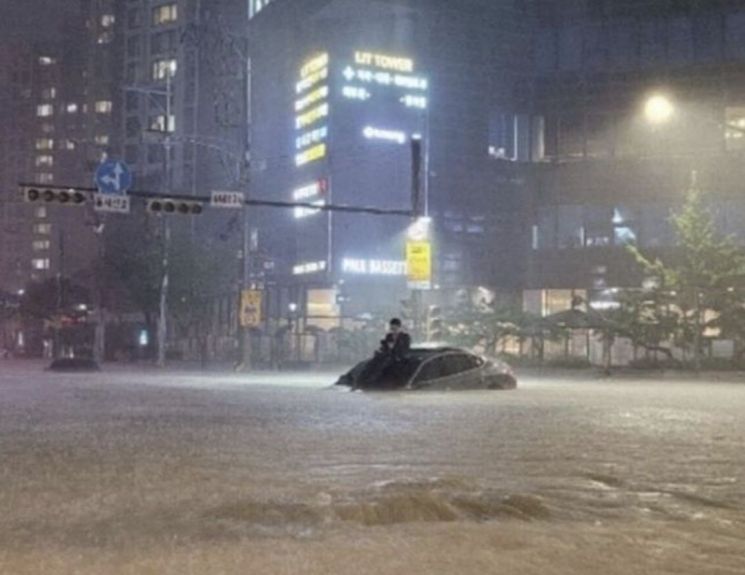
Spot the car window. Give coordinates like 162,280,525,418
439,355,466,377
460,353,483,370
415,357,446,382
436,353,476,376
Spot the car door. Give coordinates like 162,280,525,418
408,356,447,389
434,353,483,389
411,352,480,390
459,353,484,389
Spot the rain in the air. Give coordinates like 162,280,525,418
1,1,744,573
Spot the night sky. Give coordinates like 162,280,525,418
1,0,77,42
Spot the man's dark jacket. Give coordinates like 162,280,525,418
379,331,411,360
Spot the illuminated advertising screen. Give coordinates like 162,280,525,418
338,50,429,147
292,54,331,278
294,53,329,168
290,48,429,284
331,49,429,279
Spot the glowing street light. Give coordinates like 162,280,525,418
407,216,432,241
644,94,675,125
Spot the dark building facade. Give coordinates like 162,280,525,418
248,0,534,328
520,0,745,314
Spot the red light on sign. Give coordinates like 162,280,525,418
318,178,328,195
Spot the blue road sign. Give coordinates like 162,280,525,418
95,159,133,195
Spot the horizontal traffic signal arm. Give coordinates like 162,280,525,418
18,183,415,218
21,186,87,205
147,198,203,215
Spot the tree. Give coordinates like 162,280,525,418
103,217,164,356
595,289,680,368
630,187,745,370
19,278,92,358
443,299,550,359
20,278,90,321
167,233,236,366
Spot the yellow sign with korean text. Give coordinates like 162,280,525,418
406,241,432,289
240,290,263,328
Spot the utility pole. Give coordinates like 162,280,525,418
156,72,173,368
237,55,253,371
410,136,424,340
92,219,106,364
54,230,65,359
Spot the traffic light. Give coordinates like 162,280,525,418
427,305,444,342
22,186,87,205
147,198,204,215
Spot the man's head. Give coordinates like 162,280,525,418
389,318,402,333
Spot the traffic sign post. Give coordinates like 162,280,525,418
94,159,133,196
240,290,263,328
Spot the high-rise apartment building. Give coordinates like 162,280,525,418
0,1,122,295
0,43,35,293
119,0,249,200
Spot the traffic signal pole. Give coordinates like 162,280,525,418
156,72,173,368
21,135,418,366
410,136,424,340
238,55,253,372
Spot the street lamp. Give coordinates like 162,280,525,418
644,94,675,125
407,216,432,242
643,92,745,138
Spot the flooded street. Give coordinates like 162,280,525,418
1,363,743,574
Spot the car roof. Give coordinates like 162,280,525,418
408,346,471,358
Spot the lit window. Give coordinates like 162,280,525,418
62,140,76,150
41,87,56,100
35,155,54,167
95,100,113,113
95,135,110,145
33,240,51,251
101,14,115,27
33,223,52,235
38,56,55,66
37,104,54,117
36,173,54,184
66,103,79,113
249,0,274,18
32,258,51,270
149,114,175,133
35,139,54,150
152,4,178,25
35,207,47,219
152,58,177,80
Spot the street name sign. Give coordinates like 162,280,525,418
211,191,244,209
94,193,131,214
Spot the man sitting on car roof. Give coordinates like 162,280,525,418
358,318,411,387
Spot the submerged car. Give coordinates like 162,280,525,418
335,346,517,391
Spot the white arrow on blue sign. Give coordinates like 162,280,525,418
95,159,133,196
